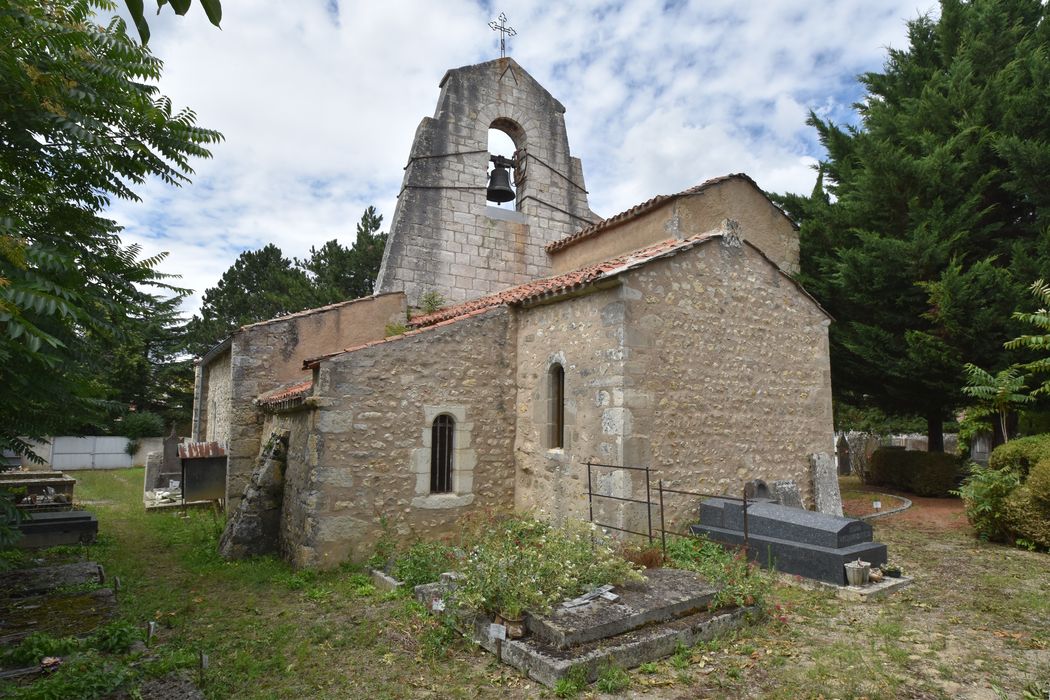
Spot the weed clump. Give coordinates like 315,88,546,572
662,535,775,611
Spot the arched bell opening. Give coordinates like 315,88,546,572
486,119,525,209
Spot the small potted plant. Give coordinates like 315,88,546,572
882,563,902,578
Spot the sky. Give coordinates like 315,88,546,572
106,0,937,316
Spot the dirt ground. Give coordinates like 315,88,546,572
842,480,972,532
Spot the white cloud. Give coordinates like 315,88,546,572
104,0,936,315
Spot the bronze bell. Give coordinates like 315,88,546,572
486,154,515,203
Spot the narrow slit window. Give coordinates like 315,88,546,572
430,414,454,493
549,364,565,449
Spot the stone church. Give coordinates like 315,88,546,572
192,58,836,569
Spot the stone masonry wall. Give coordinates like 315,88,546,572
281,309,518,569
219,293,406,510
376,58,597,306
201,350,231,446
514,285,637,531
550,178,800,276
620,239,833,531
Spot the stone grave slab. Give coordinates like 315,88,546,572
15,510,98,548
528,568,718,649
0,562,103,598
693,498,887,585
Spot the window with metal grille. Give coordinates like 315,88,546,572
549,363,565,449
430,414,455,493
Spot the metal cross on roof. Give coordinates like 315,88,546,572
488,12,516,58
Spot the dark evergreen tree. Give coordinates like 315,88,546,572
186,244,320,356
298,206,388,302
773,0,1050,449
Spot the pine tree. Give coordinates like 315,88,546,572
774,0,1050,449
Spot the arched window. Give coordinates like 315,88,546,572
548,364,565,449
430,414,455,493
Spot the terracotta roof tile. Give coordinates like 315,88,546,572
545,173,765,254
256,380,313,409
408,230,724,328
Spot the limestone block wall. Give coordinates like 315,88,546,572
513,284,637,530
620,239,833,531
200,350,232,446
204,293,406,509
376,58,597,306
281,308,518,569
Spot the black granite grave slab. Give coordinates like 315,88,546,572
694,498,887,585
700,498,873,549
691,524,886,585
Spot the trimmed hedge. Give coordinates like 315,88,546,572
1003,485,1050,549
1028,457,1050,509
987,435,1050,476
869,448,962,497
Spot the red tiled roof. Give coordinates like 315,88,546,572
256,380,313,409
545,173,773,254
408,230,725,328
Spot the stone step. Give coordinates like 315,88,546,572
528,568,718,650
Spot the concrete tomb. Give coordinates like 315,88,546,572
692,498,886,585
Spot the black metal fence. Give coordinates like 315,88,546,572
584,459,751,556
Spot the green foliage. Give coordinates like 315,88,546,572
124,0,222,45
365,516,396,571
449,516,642,618
296,206,388,304
0,486,24,547
1,621,138,667
1002,485,1050,550
771,0,1050,447
553,665,588,698
4,649,131,700
595,663,631,693
869,449,962,496
187,208,389,355
418,291,446,315
391,540,455,588
962,364,1034,441
384,322,408,337
0,0,220,458
119,411,165,440
185,244,321,355
1027,458,1050,509
663,535,775,611
953,463,1022,541
833,403,926,434
1006,280,1050,396
987,434,1050,476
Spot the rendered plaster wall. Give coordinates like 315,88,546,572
281,309,517,569
549,178,800,276
376,58,597,306
513,284,639,531
620,239,833,531
221,293,407,509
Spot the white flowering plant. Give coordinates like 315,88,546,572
448,515,642,619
